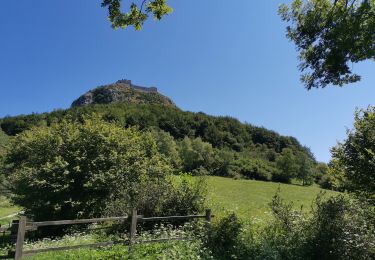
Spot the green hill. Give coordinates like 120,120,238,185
0,81,322,184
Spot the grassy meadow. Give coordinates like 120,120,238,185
0,177,347,259
0,197,20,225
0,177,339,224
207,176,339,221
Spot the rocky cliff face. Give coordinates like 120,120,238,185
71,81,175,108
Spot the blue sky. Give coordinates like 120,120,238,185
0,0,374,162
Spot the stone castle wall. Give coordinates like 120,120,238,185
116,79,158,93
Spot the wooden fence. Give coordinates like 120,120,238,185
0,209,213,260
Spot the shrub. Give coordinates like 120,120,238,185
206,194,375,260
230,157,274,181
318,174,334,190
178,137,216,174
257,194,375,260
208,213,245,259
148,128,182,172
2,116,205,222
24,223,213,259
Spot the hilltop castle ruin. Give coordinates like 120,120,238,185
116,79,158,93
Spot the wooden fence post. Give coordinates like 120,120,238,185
15,216,27,260
128,209,137,258
205,209,212,223
129,209,137,245
205,209,212,241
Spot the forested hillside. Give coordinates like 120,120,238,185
0,130,9,156
0,101,324,184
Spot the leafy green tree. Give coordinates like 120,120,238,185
148,127,182,171
2,116,205,221
296,152,314,185
279,0,375,89
229,157,275,181
178,137,216,174
314,162,328,182
274,148,299,183
330,106,375,198
101,0,172,30
313,162,335,189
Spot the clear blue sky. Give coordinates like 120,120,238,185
0,0,374,163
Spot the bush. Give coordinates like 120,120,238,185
206,194,375,260
2,116,205,222
208,213,244,259
178,137,216,174
258,194,375,260
319,174,334,190
229,157,274,181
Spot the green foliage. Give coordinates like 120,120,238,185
279,0,375,89
295,151,315,185
273,148,316,184
229,157,274,181
101,0,172,30
206,194,375,260
330,106,375,198
314,162,328,182
208,213,246,259
0,103,317,184
260,194,375,259
2,116,205,222
0,129,9,154
0,113,46,137
318,173,335,190
178,137,216,174
149,128,182,171
0,130,10,193
24,223,212,259
273,148,299,183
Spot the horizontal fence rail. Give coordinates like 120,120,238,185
3,209,213,260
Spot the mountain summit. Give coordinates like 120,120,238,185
71,79,175,107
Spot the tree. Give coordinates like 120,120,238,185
148,127,182,171
2,116,205,221
330,106,375,198
279,0,375,89
296,152,314,185
101,0,172,30
178,137,216,174
274,148,299,183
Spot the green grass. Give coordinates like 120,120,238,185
0,176,342,259
0,196,21,225
207,176,339,221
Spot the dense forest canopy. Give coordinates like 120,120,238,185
0,104,308,156
0,101,323,185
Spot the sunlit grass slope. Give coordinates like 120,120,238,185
207,176,339,221
0,197,20,224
